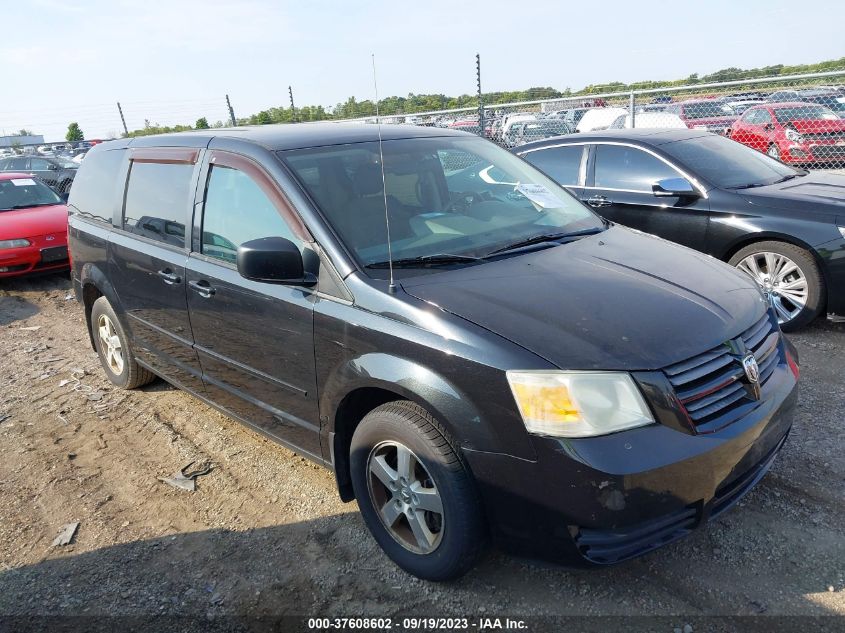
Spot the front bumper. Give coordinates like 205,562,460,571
778,140,845,164
0,234,69,277
463,361,798,566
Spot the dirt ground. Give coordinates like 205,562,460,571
0,273,843,631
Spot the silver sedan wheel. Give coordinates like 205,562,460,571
97,314,124,375
367,441,444,555
736,251,808,324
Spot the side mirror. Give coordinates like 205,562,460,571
652,177,700,198
763,123,774,131
237,236,317,286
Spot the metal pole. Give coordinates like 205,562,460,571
288,86,296,123
116,102,128,136
476,53,484,138
629,90,635,129
226,94,237,126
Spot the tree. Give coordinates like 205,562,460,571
18,129,33,136
195,117,210,129
66,122,84,142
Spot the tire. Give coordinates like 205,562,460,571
350,400,485,581
90,296,155,389
728,241,824,331
766,143,781,160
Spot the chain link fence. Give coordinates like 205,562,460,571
350,70,845,171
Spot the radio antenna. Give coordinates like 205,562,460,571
372,53,396,293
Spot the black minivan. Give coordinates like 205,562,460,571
68,124,799,580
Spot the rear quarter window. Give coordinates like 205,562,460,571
67,147,127,224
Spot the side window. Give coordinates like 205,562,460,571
594,145,680,191
67,148,127,224
123,161,194,248
522,146,584,186
201,165,298,264
30,158,51,170
9,157,29,170
757,109,772,124
742,110,758,123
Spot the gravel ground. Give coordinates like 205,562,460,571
0,273,843,632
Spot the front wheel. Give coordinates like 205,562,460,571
729,241,823,331
350,401,485,581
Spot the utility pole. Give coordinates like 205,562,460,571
116,102,128,136
226,94,237,126
288,86,296,123
476,53,484,138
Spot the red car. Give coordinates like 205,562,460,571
730,102,845,164
664,99,739,135
0,173,69,277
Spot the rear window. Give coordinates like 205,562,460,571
123,162,194,248
683,102,734,119
67,147,127,224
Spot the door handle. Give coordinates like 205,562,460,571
157,269,182,285
188,280,216,298
586,195,611,208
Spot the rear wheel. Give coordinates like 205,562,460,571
91,296,155,389
729,241,823,331
350,401,485,581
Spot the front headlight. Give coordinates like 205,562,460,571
506,371,655,438
0,239,31,249
785,128,804,142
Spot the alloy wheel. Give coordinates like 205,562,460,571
736,251,808,324
97,314,124,375
366,441,444,555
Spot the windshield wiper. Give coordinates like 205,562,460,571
772,173,805,184
485,227,605,257
365,253,484,269
727,182,768,190
7,202,59,209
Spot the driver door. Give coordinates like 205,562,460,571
582,143,711,251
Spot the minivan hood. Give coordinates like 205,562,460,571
401,227,765,371
740,172,845,212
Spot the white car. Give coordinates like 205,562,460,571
608,112,687,129
575,107,627,132
500,113,537,145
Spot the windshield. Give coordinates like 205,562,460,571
662,135,798,189
773,105,840,123
281,136,601,275
0,177,62,211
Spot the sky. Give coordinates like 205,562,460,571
3,0,845,142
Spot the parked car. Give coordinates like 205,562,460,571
0,173,70,277
516,129,845,329
664,99,739,135
766,88,839,103
724,99,766,115
797,93,845,118
608,112,687,129
0,155,78,193
447,119,482,135
512,120,572,145
500,113,537,146
730,102,845,164
68,125,798,580
576,107,627,132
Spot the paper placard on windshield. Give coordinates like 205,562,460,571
11,178,37,187
515,183,565,209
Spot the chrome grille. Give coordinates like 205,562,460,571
663,311,780,430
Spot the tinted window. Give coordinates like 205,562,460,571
123,161,193,247
593,145,678,190
7,157,28,170
201,165,298,264
30,158,52,170
522,145,584,186
282,136,600,275
662,135,796,189
67,148,127,224
773,106,838,123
